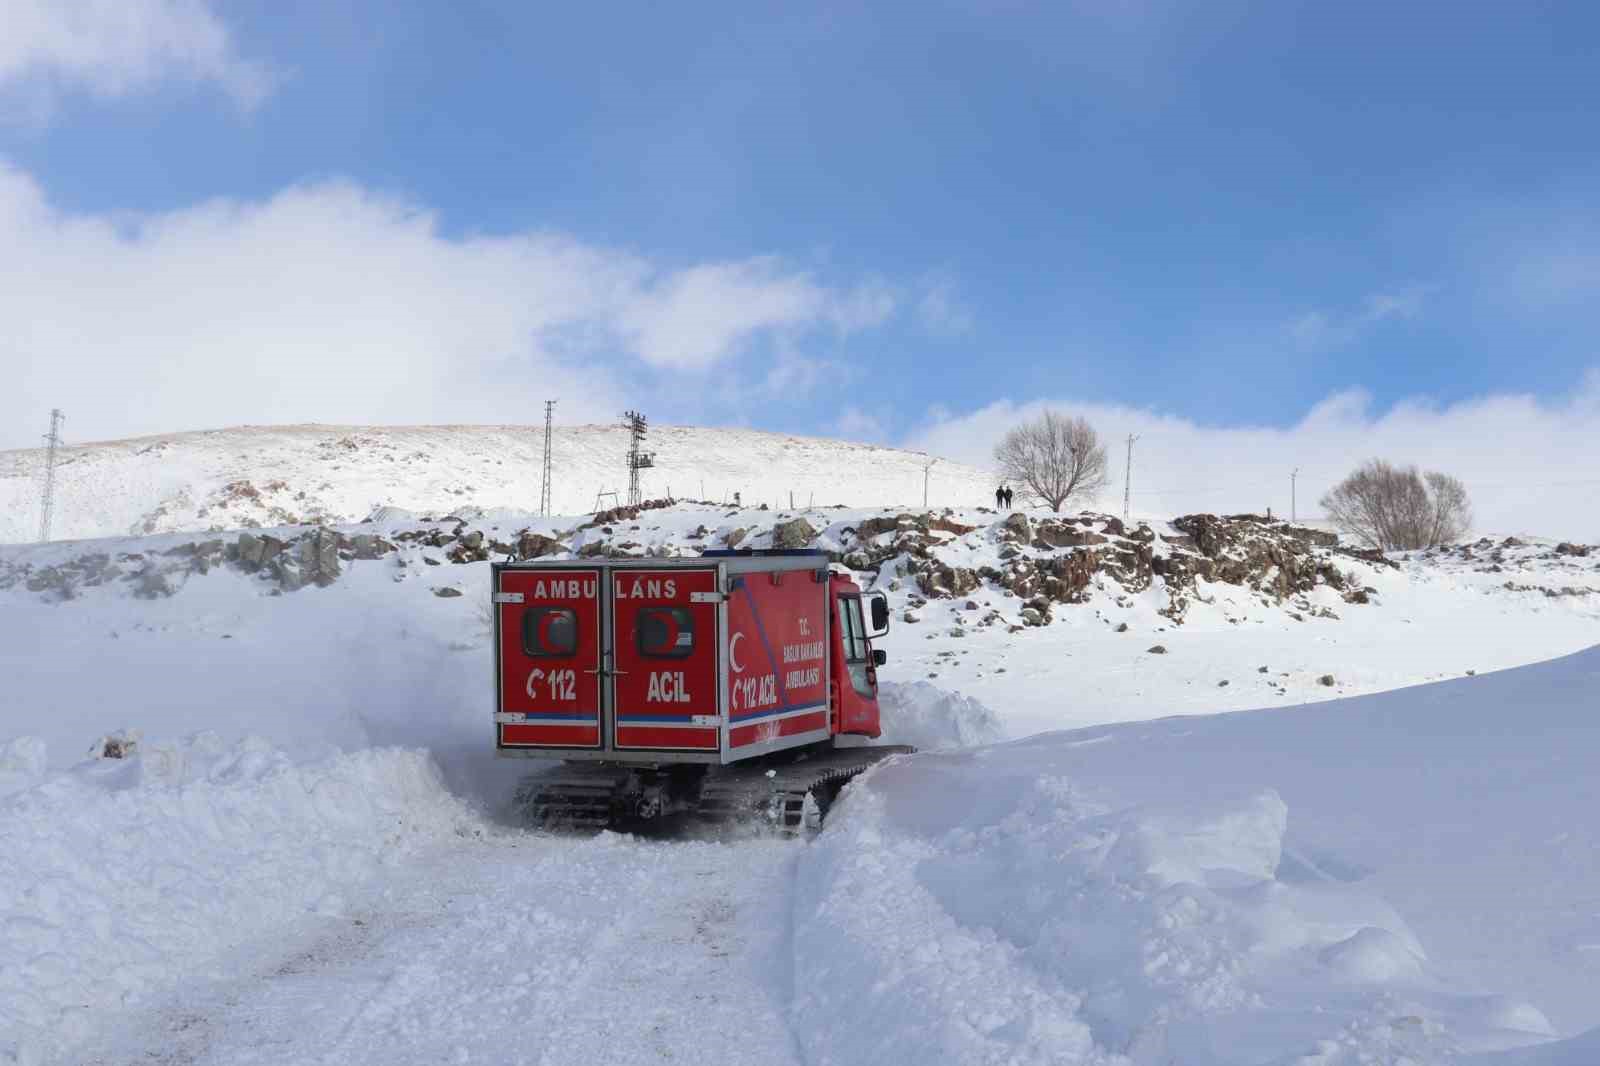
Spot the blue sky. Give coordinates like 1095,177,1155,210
2,1,1598,528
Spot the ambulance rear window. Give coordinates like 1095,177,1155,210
637,608,695,659
523,608,578,657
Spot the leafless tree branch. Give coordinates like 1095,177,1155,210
1320,459,1472,551
992,411,1108,512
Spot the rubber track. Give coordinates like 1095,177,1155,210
697,745,916,832
518,746,915,833
516,765,632,830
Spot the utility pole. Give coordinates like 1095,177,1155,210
621,410,654,507
539,399,557,517
38,408,65,543
1122,434,1140,523
922,456,937,508
1290,468,1299,524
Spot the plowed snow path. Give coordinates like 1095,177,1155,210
80,833,807,1066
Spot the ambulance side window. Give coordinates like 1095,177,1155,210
638,608,695,658
836,596,874,697
523,608,578,657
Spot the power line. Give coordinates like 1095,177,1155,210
1131,473,1600,497
539,399,557,517
38,408,65,543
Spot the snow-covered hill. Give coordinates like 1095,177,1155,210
0,423,997,544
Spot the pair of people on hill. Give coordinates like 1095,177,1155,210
993,485,1014,509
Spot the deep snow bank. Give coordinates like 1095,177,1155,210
794,765,1509,1065
0,736,478,1065
875,680,1006,750
794,645,1600,1064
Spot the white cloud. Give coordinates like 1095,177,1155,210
829,276,898,333
1288,284,1433,351
916,274,973,338
831,406,887,443
0,162,900,447
619,258,893,370
905,379,1600,539
0,0,278,117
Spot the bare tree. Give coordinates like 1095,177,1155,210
1320,460,1472,551
993,411,1108,512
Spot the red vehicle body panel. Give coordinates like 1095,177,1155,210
611,567,720,752
496,568,603,750
725,568,831,755
493,554,881,765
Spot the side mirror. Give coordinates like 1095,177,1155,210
867,592,891,636
873,649,888,667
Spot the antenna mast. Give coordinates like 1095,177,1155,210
621,410,654,507
539,399,557,516
38,408,65,543
1122,433,1140,523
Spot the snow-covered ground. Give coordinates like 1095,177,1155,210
6,652,1600,1065
0,423,997,543
3,495,1599,1064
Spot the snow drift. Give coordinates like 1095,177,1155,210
875,680,1006,750
0,737,477,1065
794,644,1600,1063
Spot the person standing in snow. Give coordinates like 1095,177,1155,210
1003,486,1014,509
994,485,1005,509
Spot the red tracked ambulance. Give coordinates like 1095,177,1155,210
491,549,906,828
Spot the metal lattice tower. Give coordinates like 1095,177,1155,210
621,410,654,507
38,408,65,542
539,399,557,516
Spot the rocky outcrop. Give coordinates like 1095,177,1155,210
236,532,288,571
915,561,980,599
291,527,343,590
830,509,1381,626
583,498,676,528
446,530,490,564
349,533,395,560
1167,514,1382,605
772,517,817,549
511,532,563,560
0,507,1407,623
